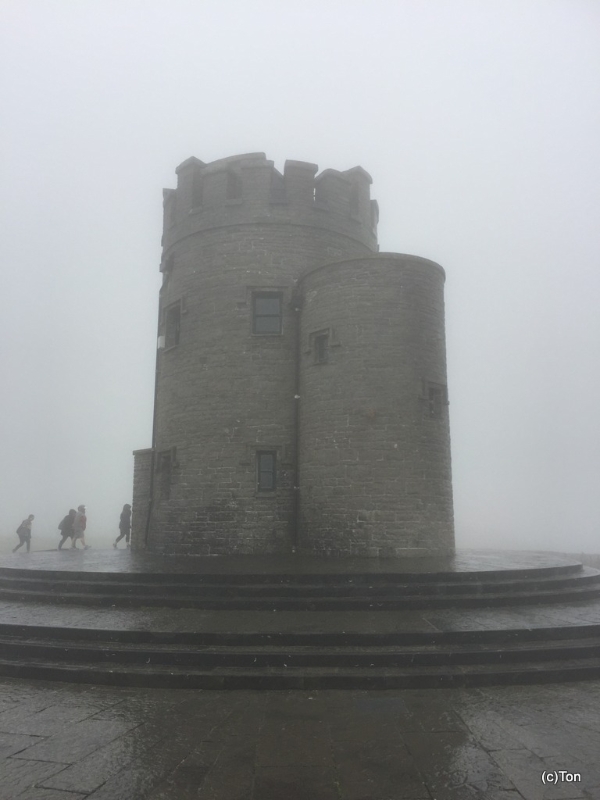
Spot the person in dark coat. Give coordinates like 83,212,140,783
113,504,132,549
13,514,34,553
71,505,90,549
58,509,76,550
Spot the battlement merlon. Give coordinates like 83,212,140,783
161,153,379,256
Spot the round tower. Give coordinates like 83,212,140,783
297,254,454,556
145,153,378,555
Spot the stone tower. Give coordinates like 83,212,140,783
132,153,454,557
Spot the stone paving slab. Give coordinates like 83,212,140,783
0,678,599,798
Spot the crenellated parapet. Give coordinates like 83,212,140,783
161,153,378,260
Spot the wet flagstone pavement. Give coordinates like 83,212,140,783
1,677,599,799
2,550,600,796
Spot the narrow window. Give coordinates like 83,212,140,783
314,180,326,206
226,171,242,200
168,197,177,226
257,451,276,491
164,302,181,349
315,333,329,363
192,169,204,207
156,450,172,499
253,292,282,334
161,255,174,290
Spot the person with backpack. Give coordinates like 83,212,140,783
58,509,76,550
13,514,34,553
71,505,90,549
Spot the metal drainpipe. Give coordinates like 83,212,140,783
292,287,302,553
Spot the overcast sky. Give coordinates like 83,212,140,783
1,0,599,554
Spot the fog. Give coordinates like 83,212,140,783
1,1,599,554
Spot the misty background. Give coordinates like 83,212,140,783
1,1,598,554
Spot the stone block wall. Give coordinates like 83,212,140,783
133,153,454,557
298,255,454,556
131,448,153,550
146,154,376,556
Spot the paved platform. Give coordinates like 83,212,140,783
1,597,600,635
1,547,598,636
0,549,583,576
0,676,599,799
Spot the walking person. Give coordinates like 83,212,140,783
71,505,90,549
58,509,76,550
113,504,132,549
13,514,34,553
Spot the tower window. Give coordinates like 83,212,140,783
164,302,181,349
257,451,276,491
314,180,327,207
253,292,282,334
226,171,242,200
156,450,173,499
314,333,329,363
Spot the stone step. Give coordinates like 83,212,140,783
2,621,599,646
1,552,598,689
0,583,599,609
0,654,598,689
2,633,600,668
1,569,598,597
0,559,585,584
0,620,600,648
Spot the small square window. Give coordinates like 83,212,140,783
257,451,276,491
253,292,282,334
315,333,329,363
164,303,181,349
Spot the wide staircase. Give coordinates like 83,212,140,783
1,559,599,609
0,551,599,689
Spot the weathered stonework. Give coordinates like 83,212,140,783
298,256,454,556
131,448,152,550
133,153,454,556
